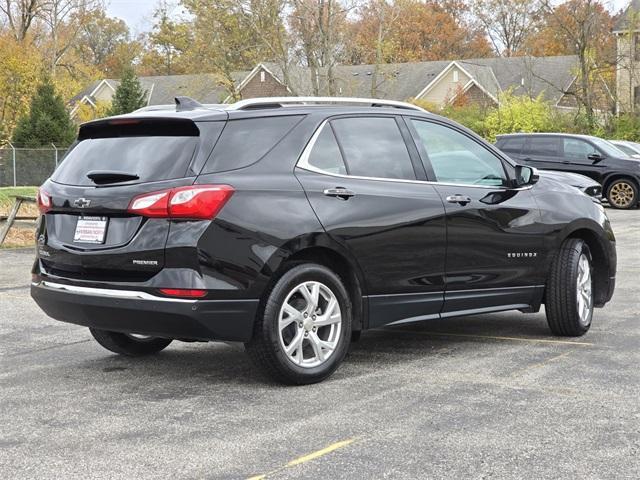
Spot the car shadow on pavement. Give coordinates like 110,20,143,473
69,311,561,388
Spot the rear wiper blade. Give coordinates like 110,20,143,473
87,170,139,184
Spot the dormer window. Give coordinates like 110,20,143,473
453,69,459,83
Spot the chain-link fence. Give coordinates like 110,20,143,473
0,147,69,187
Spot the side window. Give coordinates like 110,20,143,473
528,137,561,157
203,115,302,173
330,117,416,180
410,119,507,187
307,124,348,175
498,137,525,154
563,138,596,162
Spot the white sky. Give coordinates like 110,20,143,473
106,0,633,35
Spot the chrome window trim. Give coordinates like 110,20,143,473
296,120,533,191
35,281,198,303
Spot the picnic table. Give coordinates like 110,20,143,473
0,195,37,245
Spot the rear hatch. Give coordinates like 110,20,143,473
38,117,223,282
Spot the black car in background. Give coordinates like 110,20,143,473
496,133,640,209
31,97,616,384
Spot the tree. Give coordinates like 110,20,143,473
107,67,147,116
181,0,265,99
75,8,131,74
0,0,46,41
11,78,76,147
0,33,43,144
141,1,191,75
348,0,492,64
532,0,616,127
471,0,542,56
290,0,350,95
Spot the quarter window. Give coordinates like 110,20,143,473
330,117,416,180
307,125,348,175
410,120,507,187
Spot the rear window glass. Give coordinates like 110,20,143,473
527,137,561,156
203,115,302,173
52,136,199,186
498,137,525,154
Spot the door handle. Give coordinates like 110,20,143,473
323,187,355,200
446,194,472,206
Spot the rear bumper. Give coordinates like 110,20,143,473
31,281,259,342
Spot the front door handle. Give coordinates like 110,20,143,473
323,187,355,200
446,194,472,206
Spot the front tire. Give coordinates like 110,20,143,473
245,263,352,385
606,179,638,209
89,328,172,356
545,238,594,336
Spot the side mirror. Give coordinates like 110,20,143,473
514,165,539,187
588,152,604,163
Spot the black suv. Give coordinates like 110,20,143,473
496,133,640,209
31,97,616,384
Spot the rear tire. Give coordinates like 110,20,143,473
545,238,594,337
245,263,352,385
89,328,172,356
606,179,638,209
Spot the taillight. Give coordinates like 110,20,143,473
159,288,207,298
37,188,52,214
128,185,234,219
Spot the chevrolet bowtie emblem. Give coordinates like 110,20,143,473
73,198,91,208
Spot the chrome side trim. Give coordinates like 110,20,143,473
35,281,198,303
296,121,533,191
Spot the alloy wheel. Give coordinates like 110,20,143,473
576,253,593,326
277,281,342,368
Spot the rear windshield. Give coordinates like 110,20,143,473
52,136,199,186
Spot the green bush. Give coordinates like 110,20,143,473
603,114,640,141
484,92,555,142
440,104,494,138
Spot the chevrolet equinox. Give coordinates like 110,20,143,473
31,97,617,384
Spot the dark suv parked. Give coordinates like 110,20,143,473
31,97,616,384
496,133,640,209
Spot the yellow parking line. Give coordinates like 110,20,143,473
247,438,357,480
389,330,594,346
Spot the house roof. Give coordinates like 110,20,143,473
461,56,578,104
266,56,576,104
70,71,251,108
71,56,578,111
614,0,640,32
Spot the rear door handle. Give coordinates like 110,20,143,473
446,194,471,206
323,187,355,200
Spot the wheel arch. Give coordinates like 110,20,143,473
260,237,367,332
562,226,611,307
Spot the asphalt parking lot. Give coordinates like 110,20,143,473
1,208,638,480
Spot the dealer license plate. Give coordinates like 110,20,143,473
73,216,108,244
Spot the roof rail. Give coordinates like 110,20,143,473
226,96,428,112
